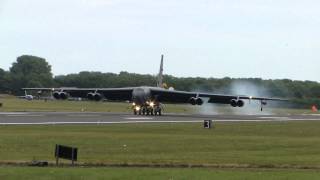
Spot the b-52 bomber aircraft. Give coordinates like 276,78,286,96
23,55,286,116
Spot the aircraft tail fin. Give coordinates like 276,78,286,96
157,55,164,88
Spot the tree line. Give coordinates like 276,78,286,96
0,55,319,108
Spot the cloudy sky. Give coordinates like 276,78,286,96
0,0,319,81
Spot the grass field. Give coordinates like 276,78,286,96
0,167,319,180
0,122,319,179
0,122,319,167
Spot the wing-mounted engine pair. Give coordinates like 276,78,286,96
87,90,103,101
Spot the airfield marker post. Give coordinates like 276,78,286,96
55,144,59,166
71,147,75,166
204,120,212,129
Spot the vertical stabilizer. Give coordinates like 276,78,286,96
157,55,164,88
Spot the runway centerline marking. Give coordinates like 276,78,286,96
124,117,154,120
259,117,290,119
67,115,102,117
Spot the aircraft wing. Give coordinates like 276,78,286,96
23,87,134,101
149,87,286,104
23,87,286,103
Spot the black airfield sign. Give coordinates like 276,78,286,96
55,144,78,164
204,120,213,129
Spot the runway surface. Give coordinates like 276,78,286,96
0,112,319,125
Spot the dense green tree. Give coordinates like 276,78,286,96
9,55,54,93
0,68,6,92
0,68,11,93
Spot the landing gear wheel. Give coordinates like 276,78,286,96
158,109,162,116
142,108,146,115
134,110,137,115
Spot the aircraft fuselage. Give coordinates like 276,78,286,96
132,87,152,105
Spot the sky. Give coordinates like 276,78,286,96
0,0,319,81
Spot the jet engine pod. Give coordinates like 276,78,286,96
53,91,60,99
87,93,95,100
230,99,238,107
94,93,102,101
196,98,204,105
230,99,245,107
59,92,68,100
189,97,197,105
237,100,245,107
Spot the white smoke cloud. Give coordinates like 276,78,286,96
195,80,276,115
196,97,220,115
228,80,274,115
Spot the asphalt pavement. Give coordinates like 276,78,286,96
0,112,319,125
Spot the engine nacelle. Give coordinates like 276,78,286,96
53,91,68,100
196,98,204,105
94,93,102,101
59,92,68,100
230,99,238,107
53,91,60,99
189,97,197,105
87,92,102,101
189,97,203,105
230,99,245,107
87,93,95,100
237,100,244,107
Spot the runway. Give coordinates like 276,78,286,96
0,112,319,125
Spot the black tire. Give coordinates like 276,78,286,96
158,109,162,116
134,110,137,115
150,109,154,116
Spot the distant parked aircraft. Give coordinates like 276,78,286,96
23,55,286,115
18,90,34,101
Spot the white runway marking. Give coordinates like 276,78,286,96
124,117,154,120
0,112,29,115
259,117,290,120
67,115,101,117
6,115,45,117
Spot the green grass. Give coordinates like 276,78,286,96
0,167,320,180
0,122,320,167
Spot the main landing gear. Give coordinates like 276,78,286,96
133,104,162,116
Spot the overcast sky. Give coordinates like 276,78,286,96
0,0,319,81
